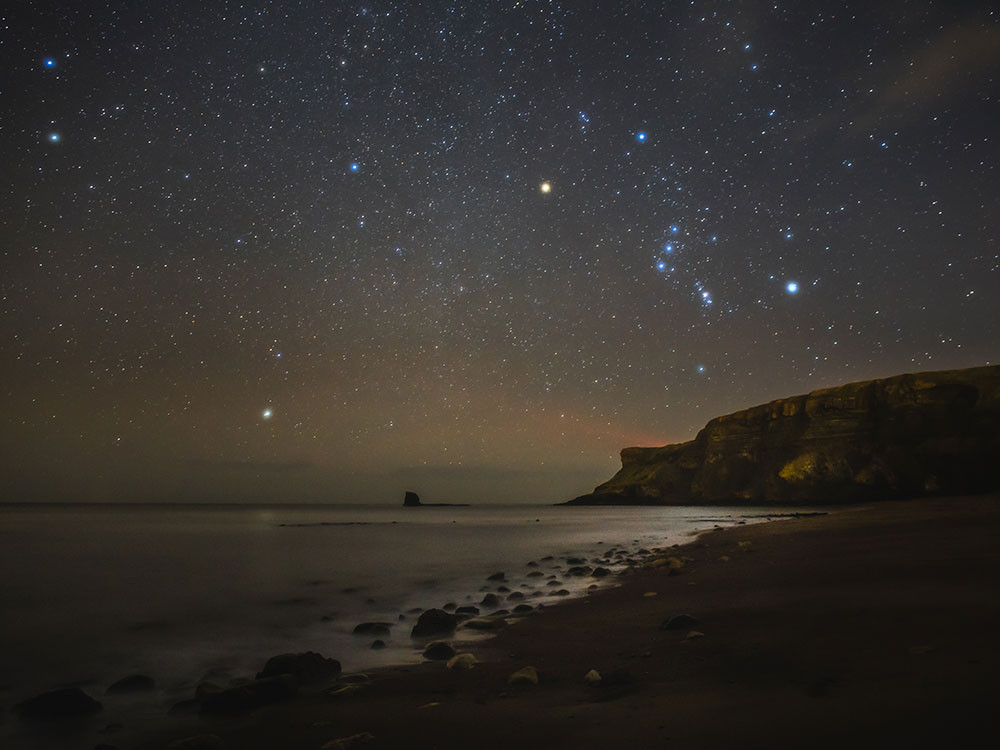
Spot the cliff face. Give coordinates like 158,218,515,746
568,365,1000,505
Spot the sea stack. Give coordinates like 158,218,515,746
565,365,1000,506
401,491,470,508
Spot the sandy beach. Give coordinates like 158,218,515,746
126,493,1000,750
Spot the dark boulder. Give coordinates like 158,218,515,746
15,687,102,720
481,593,500,608
370,640,386,650
455,605,480,615
403,491,422,506
200,675,297,715
487,571,506,581
513,604,534,614
256,651,341,684
591,567,612,578
566,566,593,577
410,608,459,638
422,641,456,660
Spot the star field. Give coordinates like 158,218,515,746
2,1,998,503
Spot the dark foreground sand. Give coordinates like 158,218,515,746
146,495,1000,750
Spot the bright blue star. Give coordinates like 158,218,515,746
697,365,706,373
670,225,679,234
349,162,360,172
786,281,799,294
664,244,674,253
636,131,647,142
262,408,273,419
656,261,666,271
44,58,56,68
48,133,60,143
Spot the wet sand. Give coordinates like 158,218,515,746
139,494,1000,749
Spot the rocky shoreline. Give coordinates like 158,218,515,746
7,513,729,748
11,495,999,749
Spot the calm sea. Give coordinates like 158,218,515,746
0,502,793,745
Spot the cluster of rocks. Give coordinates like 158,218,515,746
333,542,663,659
13,671,161,723
346,544,673,673
124,651,342,719
349,543,664,653
11,537,677,747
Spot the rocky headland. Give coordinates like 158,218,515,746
566,365,1000,505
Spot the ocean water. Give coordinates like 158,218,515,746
0,502,792,744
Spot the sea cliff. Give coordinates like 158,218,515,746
566,365,1000,505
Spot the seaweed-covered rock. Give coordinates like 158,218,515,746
507,666,539,685
446,653,477,670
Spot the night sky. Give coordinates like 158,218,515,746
2,1,997,504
